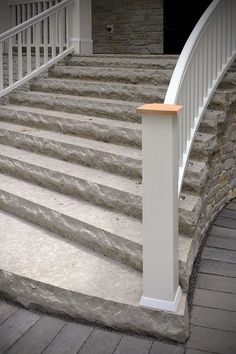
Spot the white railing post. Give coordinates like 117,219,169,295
69,0,92,54
137,103,183,312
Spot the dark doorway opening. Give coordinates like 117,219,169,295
164,0,213,54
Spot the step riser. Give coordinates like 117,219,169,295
64,57,177,70
30,79,165,103
0,269,188,343
49,66,171,86
0,155,142,219
9,92,141,123
0,108,142,148
0,189,142,271
0,129,142,179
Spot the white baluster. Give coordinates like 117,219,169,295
58,9,63,53
27,27,31,74
0,42,3,90
18,32,23,80
51,13,56,58
8,37,13,86
35,22,40,69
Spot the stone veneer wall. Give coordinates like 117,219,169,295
92,0,163,54
182,93,236,291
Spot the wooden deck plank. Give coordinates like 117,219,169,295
220,208,236,220
186,325,236,354
214,216,236,229
225,202,236,211
5,315,67,354
185,349,216,354
202,247,236,263
196,273,236,293
114,335,152,354
43,322,93,354
206,236,236,251
199,259,236,277
0,301,18,325
0,308,41,354
192,288,236,311
210,225,236,239
191,305,236,332
78,329,122,354
150,341,184,354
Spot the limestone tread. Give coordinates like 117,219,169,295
0,121,141,157
9,91,142,122
0,144,142,218
49,65,173,85
0,209,187,342
0,104,142,147
30,77,167,103
0,172,142,244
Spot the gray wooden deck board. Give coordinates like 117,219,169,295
149,341,184,354
43,322,93,354
206,235,236,250
191,305,236,332
199,259,236,277
214,215,236,229
210,225,236,238
192,288,236,311
196,273,236,293
77,329,122,354
186,325,236,354
113,335,152,354
0,301,18,325
202,246,236,263
0,308,41,354
5,315,67,354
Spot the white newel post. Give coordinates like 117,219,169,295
70,0,93,54
137,103,183,312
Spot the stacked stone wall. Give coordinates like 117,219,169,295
92,0,163,54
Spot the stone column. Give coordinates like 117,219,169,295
70,0,93,54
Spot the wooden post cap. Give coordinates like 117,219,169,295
136,103,183,116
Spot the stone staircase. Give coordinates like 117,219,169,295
0,54,235,343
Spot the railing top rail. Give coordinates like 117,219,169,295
0,0,73,42
164,0,223,104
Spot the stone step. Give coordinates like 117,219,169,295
0,210,188,342
179,193,203,237
30,78,166,103
0,172,142,270
190,131,218,160
63,55,178,70
199,109,226,134
0,144,142,219
0,121,142,178
208,90,236,111
217,71,236,90
49,65,172,85
8,91,141,123
182,159,208,194
0,105,142,148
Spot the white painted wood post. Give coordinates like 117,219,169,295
69,0,92,54
137,103,183,312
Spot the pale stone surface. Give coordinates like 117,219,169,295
64,55,178,69
0,144,142,218
30,77,166,103
179,194,202,236
9,91,141,122
0,210,188,342
0,121,142,178
183,160,208,193
0,173,142,270
0,105,142,148
49,65,172,85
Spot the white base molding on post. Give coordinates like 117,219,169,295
140,285,182,312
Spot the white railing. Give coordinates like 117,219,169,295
165,0,236,194
9,0,63,46
0,0,74,97
138,0,236,312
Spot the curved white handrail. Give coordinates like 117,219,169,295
165,0,236,194
0,0,74,97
